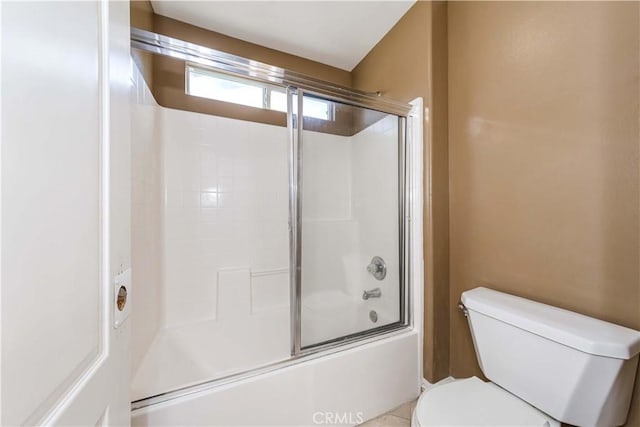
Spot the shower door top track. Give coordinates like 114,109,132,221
130,27,412,117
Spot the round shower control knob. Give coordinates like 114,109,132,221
367,256,387,280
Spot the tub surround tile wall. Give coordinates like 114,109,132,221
217,270,252,320
131,64,163,376
250,269,290,313
130,67,293,400
161,108,290,327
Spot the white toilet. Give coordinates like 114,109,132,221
412,287,640,427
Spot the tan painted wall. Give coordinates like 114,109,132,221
448,2,640,425
130,0,154,87
352,1,450,383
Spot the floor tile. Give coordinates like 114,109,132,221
388,399,417,420
358,398,417,426
358,414,410,427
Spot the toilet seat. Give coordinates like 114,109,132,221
412,377,560,427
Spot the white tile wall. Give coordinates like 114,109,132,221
131,63,163,376
132,105,292,399
161,109,290,327
217,269,251,320
251,269,290,313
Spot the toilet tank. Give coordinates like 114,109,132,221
461,287,640,427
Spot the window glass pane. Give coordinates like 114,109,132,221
269,90,332,121
303,96,332,121
270,90,288,113
187,68,264,109
185,65,334,121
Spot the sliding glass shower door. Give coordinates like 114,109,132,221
289,90,407,351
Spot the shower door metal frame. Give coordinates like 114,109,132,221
130,28,416,410
287,88,411,356
287,86,303,356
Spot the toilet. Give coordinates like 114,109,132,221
412,287,640,427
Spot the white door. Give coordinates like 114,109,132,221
1,1,131,425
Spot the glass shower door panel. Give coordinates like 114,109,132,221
299,94,403,349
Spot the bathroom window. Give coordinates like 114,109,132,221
186,64,334,121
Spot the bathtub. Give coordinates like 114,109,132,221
131,328,421,426
132,290,405,404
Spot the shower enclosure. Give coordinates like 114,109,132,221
130,28,422,425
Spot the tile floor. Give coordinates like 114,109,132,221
358,399,417,427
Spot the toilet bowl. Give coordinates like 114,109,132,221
412,287,640,427
411,377,560,427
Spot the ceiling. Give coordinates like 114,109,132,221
150,1,416,71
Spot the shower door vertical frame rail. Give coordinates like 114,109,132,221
288,87,303,356
399,116,409,327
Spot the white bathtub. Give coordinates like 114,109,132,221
131,329,420,426
132,290,400,402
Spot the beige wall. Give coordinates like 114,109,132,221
448,2,640,425
130,0,154,87
352,1,450,383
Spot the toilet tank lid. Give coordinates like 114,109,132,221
461,287,640,359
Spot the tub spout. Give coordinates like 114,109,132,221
362,288,382,300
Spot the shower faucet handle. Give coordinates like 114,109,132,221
366,256,387,280
367,263,381,274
